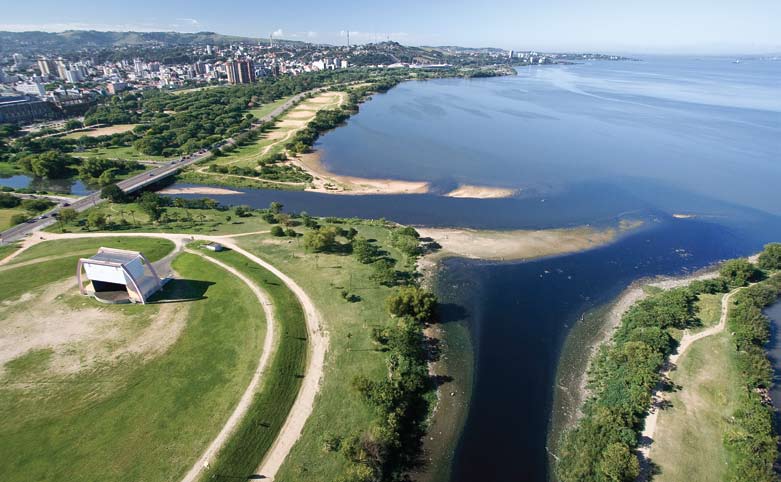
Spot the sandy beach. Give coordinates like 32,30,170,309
293,151,518,198
159,186,242,195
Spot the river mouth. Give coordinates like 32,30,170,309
162,56,781,481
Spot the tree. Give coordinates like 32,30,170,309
720,258,758,287
758,243,781,271
58,207,78,225
303,226,339,252
10,213,28,225
386,286,438,322
138,191,165,222
270,225,285,237
370,258,397,286
235,205,252,217
269,201,283,214
598,443,639,482
87,211,107,230
353,237,379,264
100,184,128,203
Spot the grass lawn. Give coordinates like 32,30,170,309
0,243,20,260
0,207,25,230
6,236,174,265
694,293,722,330
248,95,295,119
62,124,139,139
74,145,174,161
198,247,308,481
649,330,741,481
236,223,416,481
0,250,267,482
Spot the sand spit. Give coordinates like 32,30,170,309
418,221,642,261
443,184,518,199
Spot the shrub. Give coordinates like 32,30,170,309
270,225,285,237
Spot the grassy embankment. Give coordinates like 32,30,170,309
0,239,267,482
196,246,308,481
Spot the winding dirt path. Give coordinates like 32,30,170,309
638,286,743,467
4,231,327,482
179,248,276,482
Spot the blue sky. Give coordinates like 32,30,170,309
1,0,779,54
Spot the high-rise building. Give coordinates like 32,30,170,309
37,58,57,76
55,59,68,79
226,59,255,84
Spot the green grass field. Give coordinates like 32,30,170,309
0,243,20,260
0,247,267,482
248,95,295,119
236,223,416,481
649,329,741,482
0,161,23,176
199,247,308,481
695,293,722,330
0,207,26,230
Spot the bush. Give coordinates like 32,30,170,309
758,243,781,271
270,225,285,237
10,213,28,225
720,258,758,287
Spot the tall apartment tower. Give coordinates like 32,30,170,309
226,59,255,84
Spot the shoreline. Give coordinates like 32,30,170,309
547,264,721,460
292,149,519,199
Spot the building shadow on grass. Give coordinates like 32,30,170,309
148,279,214,304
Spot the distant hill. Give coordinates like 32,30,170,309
0,30,302,56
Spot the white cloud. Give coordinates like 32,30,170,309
176,18,200,26
272,28,283,37
338,30,409,42
307,31,318,38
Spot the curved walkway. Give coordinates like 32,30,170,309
179,249,276,482
638,286,743,467
2,231,328,482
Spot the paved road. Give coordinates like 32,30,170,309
0,88,322,244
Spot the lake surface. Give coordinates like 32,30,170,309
0,174,92,195
169,56,781,481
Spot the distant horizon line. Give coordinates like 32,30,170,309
1,28,779,57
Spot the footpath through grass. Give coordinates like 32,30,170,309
198,247,309,482
0,250,266,482
650,330,741,481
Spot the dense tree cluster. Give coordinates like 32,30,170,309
723,272,781,482
720,258,759,287
758,243,781,271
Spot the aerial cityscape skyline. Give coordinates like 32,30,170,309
1,0,780,54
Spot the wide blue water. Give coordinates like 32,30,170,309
168,56,781,481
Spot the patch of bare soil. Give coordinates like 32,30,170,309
0,277,188,377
